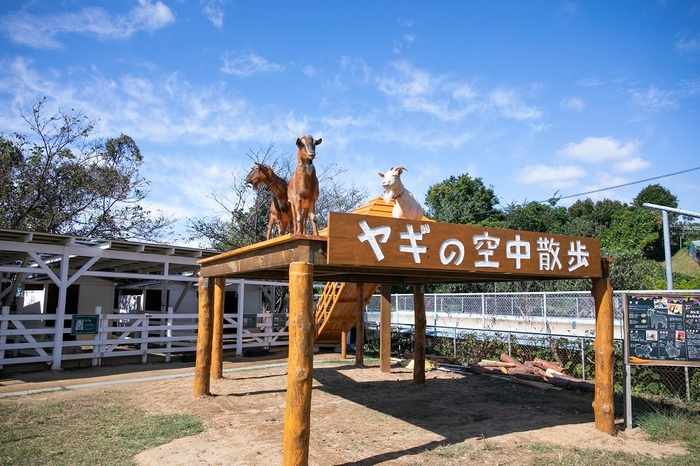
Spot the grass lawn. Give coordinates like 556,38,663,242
0,394,204,466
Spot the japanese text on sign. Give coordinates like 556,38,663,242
328,212,601,278
357,220,590,272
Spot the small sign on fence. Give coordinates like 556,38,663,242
273,314,287,330
242,314,258,329
71,315,99,335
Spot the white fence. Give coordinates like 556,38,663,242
0,306,289,370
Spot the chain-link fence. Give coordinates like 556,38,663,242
365,291,700,404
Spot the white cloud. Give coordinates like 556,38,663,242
676,32,700,57
220,52,283,77
557,136,642,164
452,84,477,100
516,164,586,189
629,86,679,112
0,1,175,49
560,1,578,15
577,78,604,87
302,65,316,77
613,157,651,173
680,77,700,96
377,60,540,122
377,61,470,120
201,0,226,29
530,123,551,133
378,61,434,98
560,96,585,111
489,88,542,120
338,56,372,85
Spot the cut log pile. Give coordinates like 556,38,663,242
469,354,594,391
399,352,595,392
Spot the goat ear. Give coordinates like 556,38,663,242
378,172,384,178
296,138,302,147
315,138,322,146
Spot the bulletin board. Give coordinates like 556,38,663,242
624,292,700,366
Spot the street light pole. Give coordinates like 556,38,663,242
642,203,700,290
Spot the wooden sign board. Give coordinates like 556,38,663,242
327,212,601,279
624,293,700,366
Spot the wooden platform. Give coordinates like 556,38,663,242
194,206,617,464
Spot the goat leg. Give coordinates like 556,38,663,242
309,210,318,236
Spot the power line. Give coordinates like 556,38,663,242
550,165,700,202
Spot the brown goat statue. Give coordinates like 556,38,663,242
288,134,322,236
245,163,293,240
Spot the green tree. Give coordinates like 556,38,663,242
633,184,678,209
424,174,501,225
599,207,659,257
502,201,570,234
0,99,171,241
565,198,627,237
633,183,686,259
603,247,662,290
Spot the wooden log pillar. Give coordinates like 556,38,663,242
193,276,214,398
283,262,315,466
413,284,426,385
340,329,347,359
355,283,365,367
211,277,226,379
592,258,615,435
380,283,392,373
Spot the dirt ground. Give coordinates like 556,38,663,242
0,352,688,465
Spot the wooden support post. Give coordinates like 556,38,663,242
211,277,226,379
341,330,347,359
194,276,214,398
380,283,392,373
592,258,615,435
355,283,365,367
283,262,315,466
413,284,426,385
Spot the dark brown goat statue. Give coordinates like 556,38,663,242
245,163,293,240
288,134,322,236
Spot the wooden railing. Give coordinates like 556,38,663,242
0,306,289,370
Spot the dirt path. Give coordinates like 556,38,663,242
0,354,687,465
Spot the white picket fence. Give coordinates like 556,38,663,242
0,306,289,370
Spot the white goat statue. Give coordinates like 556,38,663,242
378,166,424,220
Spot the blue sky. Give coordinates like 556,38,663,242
1,1,699,246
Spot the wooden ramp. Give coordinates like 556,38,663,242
313,196,430,345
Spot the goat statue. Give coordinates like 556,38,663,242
288,134,322,236
378,166,424,220
245,163,293,240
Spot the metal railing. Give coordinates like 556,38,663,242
366,291,625,338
